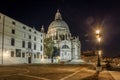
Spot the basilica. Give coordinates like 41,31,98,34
43,10,81,62
0,9,81,64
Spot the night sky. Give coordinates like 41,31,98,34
0,0,120,57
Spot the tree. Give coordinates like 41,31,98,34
44,37,54,62
53,46,60,57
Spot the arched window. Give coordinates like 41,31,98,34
62,45,69,49
11,38,15,46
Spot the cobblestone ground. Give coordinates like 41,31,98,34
0,64,114,80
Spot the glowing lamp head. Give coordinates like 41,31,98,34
98,50,102,56
96,29,100,34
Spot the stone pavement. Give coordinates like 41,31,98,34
0,64,120,80
109,71,120,80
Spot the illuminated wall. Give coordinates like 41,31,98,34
0,13,44,64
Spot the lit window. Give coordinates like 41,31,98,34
11,38,15,46
11,51,14,57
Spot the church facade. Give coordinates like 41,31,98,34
45,10,81,62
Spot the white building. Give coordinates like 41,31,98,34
45,10,81,63
0,13,43,64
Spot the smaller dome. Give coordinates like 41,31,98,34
55,9,62,20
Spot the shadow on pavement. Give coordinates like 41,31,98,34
80,72,99,80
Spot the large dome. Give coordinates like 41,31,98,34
49,20,69,30
48,9,70,33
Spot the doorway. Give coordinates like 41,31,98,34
28,56,31,63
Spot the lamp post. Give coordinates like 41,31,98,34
95,29,102,72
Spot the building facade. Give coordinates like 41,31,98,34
0,13,43,64
46,10,81,62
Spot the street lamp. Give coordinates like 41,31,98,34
95,29,102,72
96,29,100,34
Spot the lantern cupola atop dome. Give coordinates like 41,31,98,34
55,9,62,20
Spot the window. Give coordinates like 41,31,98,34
11,38,15,46
41,34,42,37
34,54,36,58
22,52,25,58
12,21,16,25
16,49,21,57
12,29,15,34
34,43,36,50
40,45,42,51
16,53,21,57
34,37,36,41
23,33,26,38
29,35,31,39
29,29,31,32
40,54,42,59
37,53,40,58
62,45,69,49
28,42,32,49
34,31,36,34
23,26,26,29
11,51,14,57
41,39,42,43
62,53,64,57
22,41,25,48
65,52,67,55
